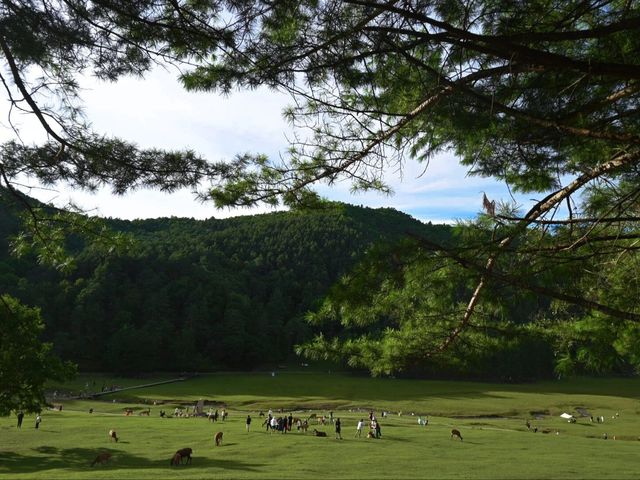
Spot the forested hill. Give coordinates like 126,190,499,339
0,195,450,372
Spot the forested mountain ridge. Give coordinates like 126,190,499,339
0,194,450,373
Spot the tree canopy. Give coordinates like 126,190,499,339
1,1,640,377
0,294,75,415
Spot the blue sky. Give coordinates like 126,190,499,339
7,68,531,224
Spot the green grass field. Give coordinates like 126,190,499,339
1,373,639,479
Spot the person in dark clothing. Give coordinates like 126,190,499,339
335,418,342,439
287,414,293,431
17,411,24,428
264,413,272,431
246,415,252,432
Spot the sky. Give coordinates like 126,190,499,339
6,67,530,225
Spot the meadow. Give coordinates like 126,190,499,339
1,372,639,479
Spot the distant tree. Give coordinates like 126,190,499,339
0,294,75,415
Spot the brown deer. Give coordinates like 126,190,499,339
313,429,327,437
214,431,223,446
170,453,182,466
109,429,118,442
175,448,192,464
451,428,463,441
90,452,112,466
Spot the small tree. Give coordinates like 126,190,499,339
0,294,75,415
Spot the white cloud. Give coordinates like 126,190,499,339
3,67,533,223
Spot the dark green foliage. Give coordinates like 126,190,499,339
298,212,640,379
2,192,638,380
0,197,447,373
0,294,75,415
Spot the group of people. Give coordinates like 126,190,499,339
264,412,298,433
353,411,382,438
207,409,228,421
257,408,383,439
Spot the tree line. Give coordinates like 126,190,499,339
0,195,448,373
2,192,638,381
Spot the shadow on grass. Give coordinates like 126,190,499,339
0,447,262,474
366,436,412,443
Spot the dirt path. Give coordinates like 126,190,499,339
71,377,188,400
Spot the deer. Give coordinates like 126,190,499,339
312,429,327,437
451,428,463,441
170,453,182,466
214,431,223,446
90,452,112,467
175,448,192,464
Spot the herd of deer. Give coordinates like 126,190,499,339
91,424,464,467
91,429,225,467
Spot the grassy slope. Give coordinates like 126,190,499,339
1,373,639,479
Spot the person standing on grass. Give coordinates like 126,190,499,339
35,414,42,429
335,418,342,439
246,415,252,432
17,411,24,428
356,419,364,438
264,413,272,432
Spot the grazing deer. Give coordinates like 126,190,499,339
170,453,182,466
214,431,223,446
109,429,118,442
91,452,112,467
175,448,192,464
451,429,463,441
313,429,327,437
139,408,150,416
